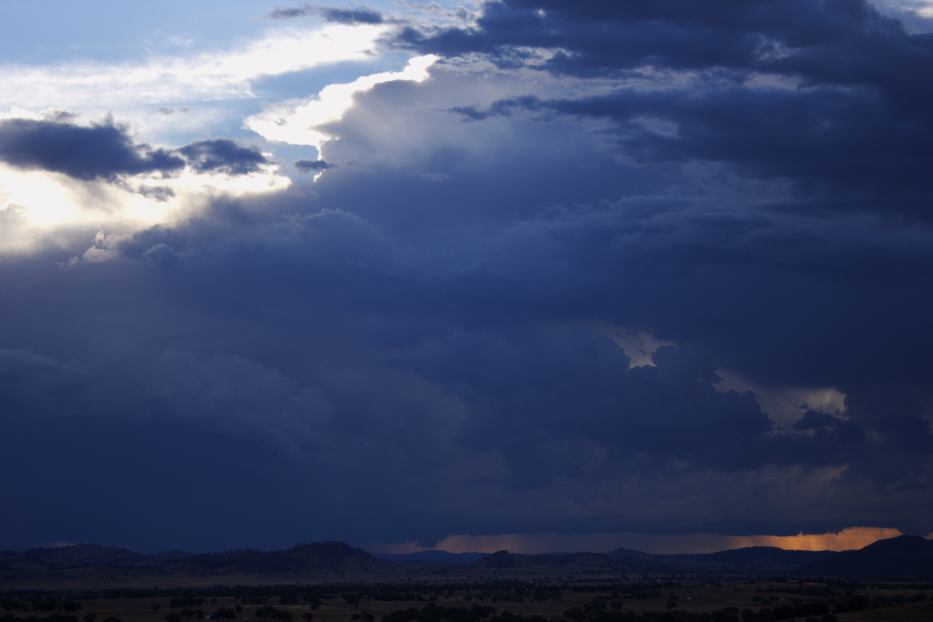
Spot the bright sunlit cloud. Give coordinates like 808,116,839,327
0,21,397,255
0,23,387,113
0,161,290,255
246,54,438,157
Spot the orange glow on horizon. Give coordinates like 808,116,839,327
378,527,919,556
723,527,904,552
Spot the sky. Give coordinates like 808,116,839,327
1,0,933,555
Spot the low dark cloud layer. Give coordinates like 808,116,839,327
0,119,184,180
321,7,384,25
269,5,384,24
179,139,268,175
1,1,933,551
0,120,268,181
453,85,933,216
400,0,932,86
295,159,333,173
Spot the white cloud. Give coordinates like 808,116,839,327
0,160,291,256
245,54,438,157
0,22,414,255
0,23,387,114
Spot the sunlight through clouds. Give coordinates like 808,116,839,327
0,23,388,112
0,18,400,256
0,160,290,255
246,54,438,157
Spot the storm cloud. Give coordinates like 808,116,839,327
1,0,932,552
418,0,933,218
269,5,385,24
0,118,184,180
0,119,270,182
178,139,268,175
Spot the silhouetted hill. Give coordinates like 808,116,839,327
0,544,144,571
165,541,381,575
475,546,821,575
680,546,837,574
475,550,539,569
2,536,932,584
477,549,663,571
608,548,685,573
375,550,487,565
474,538,933,578
0,541,383,579
801,535,933,579
475,549,678,573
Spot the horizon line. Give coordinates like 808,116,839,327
24,527,933,558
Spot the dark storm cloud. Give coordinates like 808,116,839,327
0,118,184,180
269,6,313,19
3,1,933,550
399,0,930,85
269,5,384,24
4,122,933,546
321,7,384,24
453,85,933,213
0,248,887,549
137,185,176,202
427,0,933,218
295,158,333,172
178,139,268,175
0,119,269,181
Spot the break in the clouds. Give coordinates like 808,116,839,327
0,20,389,135
1,0,933,553
0,115,286,254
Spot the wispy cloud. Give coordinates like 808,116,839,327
0,23,387,114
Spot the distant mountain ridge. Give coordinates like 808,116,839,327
1,535,932,582
799,534,933,579
471,535,933,579
0,541,383,577
374,550,488,565
0,544,145,572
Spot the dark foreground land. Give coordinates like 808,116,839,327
3,536,933,621
2,578,933,622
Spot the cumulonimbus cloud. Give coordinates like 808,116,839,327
2,0,933,551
